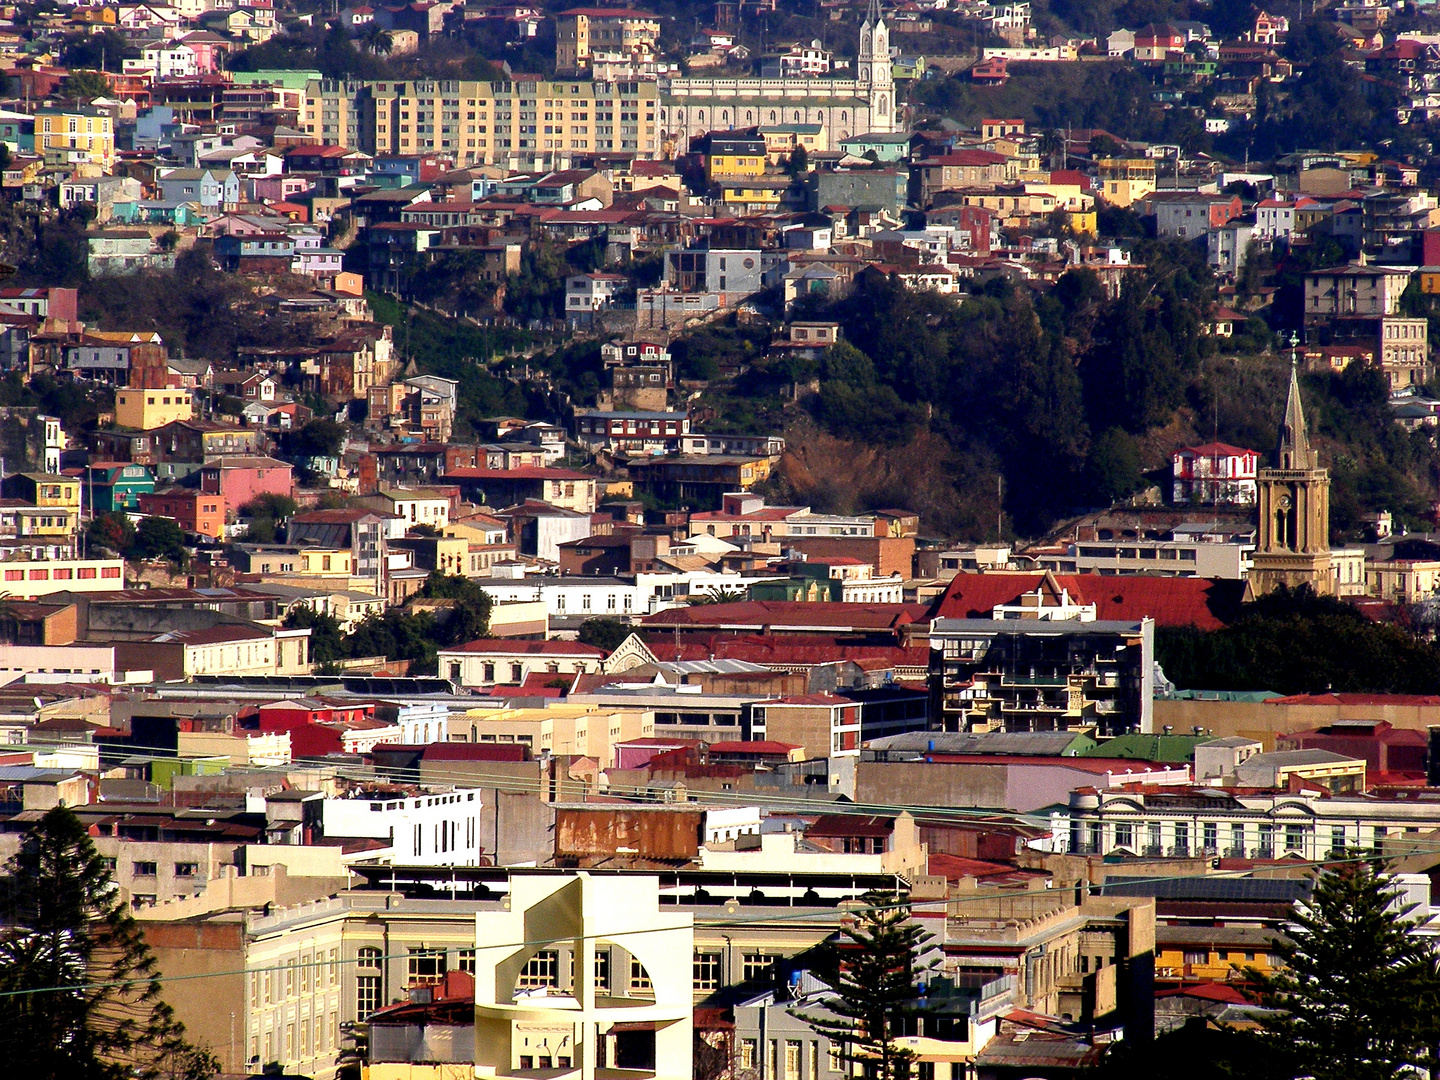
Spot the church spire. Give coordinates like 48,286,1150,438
863,0,883,28
1278,362,1313,470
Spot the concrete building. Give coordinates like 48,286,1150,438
438,639,607,689
473,874,692,1080
321,787,486,865
928,618,1155,736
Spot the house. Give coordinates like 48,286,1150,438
1149,192,1243,240
565,272,627,314
156,168,240,209
573,410,690,456
197,457,293,516
1171,443,1259,505
1303,261,1413,317
83,463,154,513
437,638,606,688
137,488,225,539
114,386,194,430
1132,22,1186,60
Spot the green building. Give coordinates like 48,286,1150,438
85,462,154,512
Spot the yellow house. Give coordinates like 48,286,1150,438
1420,267,1440,295
705,134,768,184
1096,158,1156,208
9,472,81,512
114,387,194,430
452,705,652,769
299,548,354,575
1067,209,1098,236
35,105,115,169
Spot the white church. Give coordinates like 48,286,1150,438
659,0,897,152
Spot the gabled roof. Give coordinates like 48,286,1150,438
929,572,1243,630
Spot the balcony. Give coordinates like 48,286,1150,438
1169,845,1190,858
999,674,1069,687
1142,845,1164,857
1223,846,1247,858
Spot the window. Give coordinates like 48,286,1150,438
357,974,381,1020
693,951,722,990
629,957,652,993
408,948,446,985
1183,950,1208,966
1114,822,1133,849
743,953,772,982
740,1040,758,1070
174,862,198,877
458,949,476,974
828,1044,843,1071
519,950,558,988
132,861,157,877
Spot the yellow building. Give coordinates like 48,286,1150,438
554,8,662,74
705,133,767,183
114,387,194,430
302,77,661,166
452,705,652,769
35,105,115,168
1096,158,1156,208
1368,558,1440,602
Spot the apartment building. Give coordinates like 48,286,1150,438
555,7,662,73
928,617,1155,736
1062,785,1440,861
302,77,661,167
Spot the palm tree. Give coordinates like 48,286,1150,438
359,21,393,54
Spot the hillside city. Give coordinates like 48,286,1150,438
5,0,1440,1075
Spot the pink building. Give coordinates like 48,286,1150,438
198,455,293,516
1171,442,1259,506
252,175,312,203
177,31,228,74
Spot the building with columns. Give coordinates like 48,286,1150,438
1247,365,1333,598
660,0,896,150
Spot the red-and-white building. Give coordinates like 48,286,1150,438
1250,10,1289,45
1132,23,1187,60
1171,442,1259,506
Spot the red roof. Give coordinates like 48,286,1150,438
929,573,1244,630
925,149,1008,166
927,853,1023,879
443,638,606,656
1175,442,1258,458
643,635,929,668
1155,983,1250,1004
641,601,929,632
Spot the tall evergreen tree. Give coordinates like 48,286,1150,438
1249,859,1440,1080
0,806,217,1080
800,892,933,1080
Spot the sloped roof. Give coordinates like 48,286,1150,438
929,572,1243,630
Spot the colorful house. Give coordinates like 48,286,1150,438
84,462,155,512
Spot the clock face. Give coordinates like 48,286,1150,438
1277,493,1293,512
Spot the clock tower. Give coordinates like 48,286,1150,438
1248,364,1333,598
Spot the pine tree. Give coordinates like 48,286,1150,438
0,805,218,1080
1250,859,1440,1080
800,892,933,1080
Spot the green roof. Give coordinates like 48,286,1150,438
1077,733,1211,764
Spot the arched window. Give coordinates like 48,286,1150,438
721,109,730,123
793,110,802,122
745,110,753,122
840,110,848,123
769,110,777,123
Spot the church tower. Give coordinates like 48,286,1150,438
858,0,893,130
1248,364,1334,598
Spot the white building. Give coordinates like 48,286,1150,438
438,638,607,688
566,272,627,313
321,787,486,865
474,874,694,1080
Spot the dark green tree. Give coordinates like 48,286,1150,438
282,607,346,665
238,493,299,544
129,516,188,565
59,70,112,99
1087,427,1144,505
800,892,932,1080
577,617,631,651
0,805,219,1080
281,419,346,460
418,570,493,646
1247,859,1440,1080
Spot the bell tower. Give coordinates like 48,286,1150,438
858,0,893,130
1248,364,1333,598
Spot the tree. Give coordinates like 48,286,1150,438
1246,859,1440,1080
282,607,346,665
786,145,809,176
578,617,630,651
238,493,299,544
1087,426,1144,505
0,805,217,1080
418,571,493,646
59,70,111,100
685,585,748,606
130,516,187,565
85,511,135,557
281,419,346,460
800,892,933,1080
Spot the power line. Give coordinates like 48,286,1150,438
0,845,1420,1001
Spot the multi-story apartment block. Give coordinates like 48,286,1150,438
302,77,661,167
928,617,1155,736
555,7,662,74
34,106,115,168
